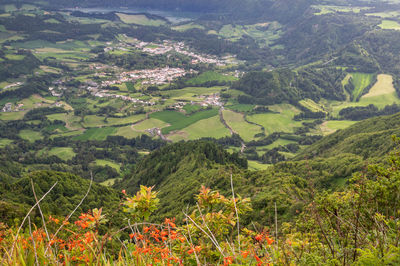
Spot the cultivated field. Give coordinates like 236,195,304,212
150,109,219,134
48,147,76,161
186,71,237,85
348,72,375,101
222,110,263,141
247,104,303,135
319,121,358,135
95,159,121,172
19,129,43,142
363,74,395,97
73,127,117,141
116,13,166,26
379,20,400,30
167,115,230,141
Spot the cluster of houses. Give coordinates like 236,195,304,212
102,67,195,87
1,102,24,112
168,93,223,111
85,82,155,106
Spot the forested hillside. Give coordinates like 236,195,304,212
2,0,400,264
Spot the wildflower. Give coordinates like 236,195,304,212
122,189,126,194
129,233,135,239
241,250,249,258
255,234,263,242
266,236,274,245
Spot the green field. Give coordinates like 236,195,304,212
319,120,358,135
172,23,205,32
0,111,26,120
183,104,202,114
222,110,263,142
48,147,76,161
312,5,370,15
132,118,169,131
0,138,13,147
247,104,303,135
116,13,166,26
265,138,297,149
82,114,146,128
379,20,400,30
100,178,122,187
299,99,326,113
217,22,283,47
348,72,375,101
330,74,400,116
167,115,230,141
19,129,43,142
225,104,255,112
186,71,238,85
247,160,271,171
113,125,144,139
150,109,219,134
161,86,226,101
73,127,117,141
95,159,121,172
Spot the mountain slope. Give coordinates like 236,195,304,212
297,112,400,159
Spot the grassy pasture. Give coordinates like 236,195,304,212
222,110,263,141
150,109,219,134
247,160,270,171
100,178,122,187
95,159,121,172
379,20,400,30
183,104,202,114
116,13,165,26
312,5,370,15
186,71,237,85
167,115,230,141
50,130,83,139
330,74,400,116
73,127,117,141
247,104,303,135
19,129,43,142
299,99,326,113
48,147,76,161
225,104,256,112
82,114,146,128
0,111,26,120
113,125,144,139
319,120,357,135
133,118,169,131
5,54,25,60
363,74,395,97
217,22,283,47
160,86,226,101
348,72,375,101
0,138,13,147
265,138,297,149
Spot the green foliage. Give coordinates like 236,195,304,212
299,112,400,159
123,185,159,221
232,67,346,105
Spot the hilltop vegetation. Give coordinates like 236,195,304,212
2,0,400,264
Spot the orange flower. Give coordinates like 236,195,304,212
255,234,263,242
122,189,126,194
129,233,135,239
266,236,274,245
143,226,150,233
241,250,249,259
